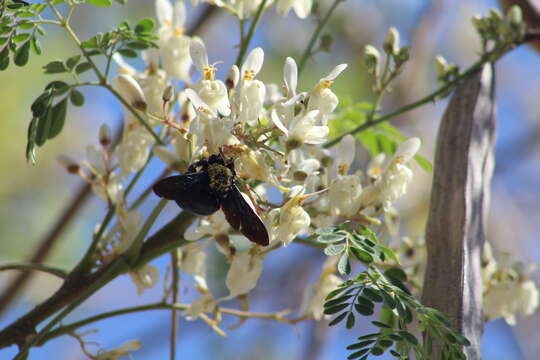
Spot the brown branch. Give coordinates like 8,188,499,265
421,64,497,358
0,211,195,350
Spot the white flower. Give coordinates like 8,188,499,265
307,64,347,124
225,251,264,297
283,56,298,98
178,243,208,290
484,279,539,325
359,138,421,210
156,0,192,81
138,68,168,115
335,134,355,175
276,0,313,19
328,175,362,217
129,265,160,295
185,211,231,241
274,186,311,246
190,38,231,116
95,340,141,360
273,109,329,150
154,132,193,170
235,149,271,182
113,74,147,112
237,48,266,125
236,0,264,19
184,293,216,320
118,122,155,177
113,203,142,254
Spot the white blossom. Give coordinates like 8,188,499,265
118,122,154,177
232,48,266,125
225,251,264,297
129,265,160,295
307,64,347,124
156,0,192,81
273,186,311,246
190,38,231,116
328,175,362,217
184,293,216,320
484,278,539,325
276,0,313,19
359,138,421,210
95,340,142,360
113,74,147,112
301,257,342,319
335,134,355,175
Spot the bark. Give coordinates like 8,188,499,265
421,64,497,359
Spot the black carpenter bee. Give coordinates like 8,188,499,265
152,153,269,246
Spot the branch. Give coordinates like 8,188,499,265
298,0,344,75
234,0,268,66
0,211,195,351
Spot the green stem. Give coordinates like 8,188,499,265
323,58,486,148
0,264,68,279
125,198,169,264
298,0,344,75
234,0,268,67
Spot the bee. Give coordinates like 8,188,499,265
152,153,269,246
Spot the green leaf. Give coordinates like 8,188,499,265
384,268,407,282
415,153,432,172
12,33,31,43
135,18,155,34
0,45,9,71
378,339,393,348
26,117,39,164
31,90,52,118
117,48,137,58
35,108,52,147
354,303,374,316
75,62,92,74
328,312,347,326
126,41,149,50
350,247,374,264
371,321,391,329
46,81,70,96
324,295,352,308
325,287,345,301
86,0,112,7
356,296,374,309
48,97,68,139
65,55,81,70
397,331,418,345
324,243,346,256
43,60,67,74
381,293,397,309
14,40,30,66
323,303,349,315
346,340,376,350
347,348,370,359
357,332,381,340
317,233,346,243
346,313,355,329
379,246,400,264
370,347,384,356
315,226,336,235
70,89,85,106
30,36,42,55
0,37,9,46
338,252,351,275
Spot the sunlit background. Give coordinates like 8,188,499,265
1,0,539,358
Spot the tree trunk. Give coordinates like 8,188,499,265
421,64,497,359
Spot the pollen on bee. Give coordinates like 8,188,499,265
207,163,233,193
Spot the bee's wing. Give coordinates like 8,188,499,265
221,185,269,246
152,173,220,216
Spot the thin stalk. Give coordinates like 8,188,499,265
169,251,180,360
234,0,268,67
298,0,344,75
323,58,486,148
0,264,68,279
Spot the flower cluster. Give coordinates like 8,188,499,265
58,0,428,326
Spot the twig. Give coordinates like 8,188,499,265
234,0,268,66
169,251,180,360
0,264,68,279
298,0,344,75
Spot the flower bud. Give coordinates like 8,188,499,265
57,154,80,174
114,74,147,112
506,5,522,25
383,27,400,55
162,85,175,103
99,123,112,147
226,65,240,90
435,55,449,81
364,45,380,75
